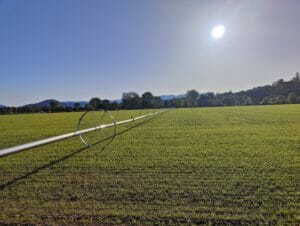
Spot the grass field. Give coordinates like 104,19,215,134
0,105,299,224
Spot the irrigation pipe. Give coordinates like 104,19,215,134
0,110,166,158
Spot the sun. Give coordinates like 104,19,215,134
211,25,225,40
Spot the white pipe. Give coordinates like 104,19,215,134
0,110,164,158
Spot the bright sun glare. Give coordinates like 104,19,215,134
211,25,225,40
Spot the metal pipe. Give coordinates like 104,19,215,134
0,110,164,158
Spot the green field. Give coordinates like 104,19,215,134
0,105,299,224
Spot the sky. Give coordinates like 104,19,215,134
1,0,300,106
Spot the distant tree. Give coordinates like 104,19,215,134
206,92,215,99
186,90,199,107
11,107,16,114
274,96,287,104
122,92,141,109
84,104,91,110
50,100,60,112
243,96,253,105
101,99,110,110
198,94,212,107
222,95,235,106
41,106,50,112
109,102,120,110
261,95,287,105
89,97,101,109
260,97,270,105
296,72,300,82
65,106,73,112
0,107,8,114
163,100,171,108
170,98,186,108
272,79,284,86
287,93,297,104
291,72,300,82
73,103,81,111
3,107,13,114
141,92,154,109
211,95,222,106
153,96,163,108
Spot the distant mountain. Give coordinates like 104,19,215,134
24,99,88,108
24,99,57,108
0,104,6,108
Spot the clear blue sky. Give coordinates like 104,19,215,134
1,0,300,106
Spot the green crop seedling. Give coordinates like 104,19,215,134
0,105,299,224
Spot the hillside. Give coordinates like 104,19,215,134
24,99,89,108
236,78,300,104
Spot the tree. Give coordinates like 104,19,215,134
73,103,81,111
260,95,287,105
41,106,50,112
89,97,101,109
211,94,222,106
163,100,171,108
186,90,199,107
109,102,120,110
260,97,270,105
243,96,253,105
291,72,300,82
50,100,60,112
272,79,284,86
84,104,92,110
170,97,186,108
296,72,300,82
222,96,235,106
274,96,287,104
122,92,141,109
153,96,163,108
65,106,73,112
198,94,212,107
141,92,154,109
287,93,297,103
101,99,110,110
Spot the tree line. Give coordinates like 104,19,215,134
1,73,299,114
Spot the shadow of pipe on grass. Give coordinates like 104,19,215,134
0,112,165,191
